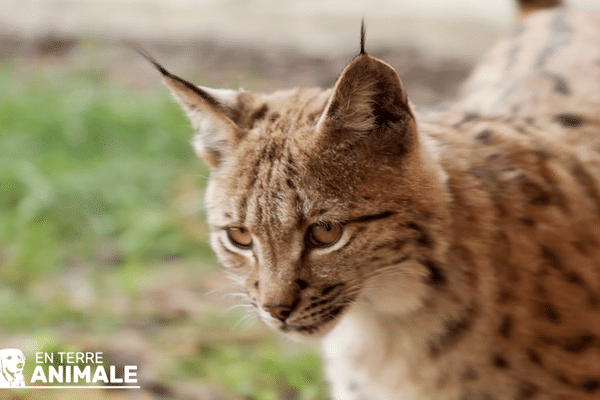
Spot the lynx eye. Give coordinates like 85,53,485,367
308,223,343,248
226,227,253,249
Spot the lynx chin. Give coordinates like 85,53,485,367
141,0,600,398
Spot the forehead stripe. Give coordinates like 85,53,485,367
348,211,395,224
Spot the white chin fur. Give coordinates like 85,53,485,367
360,259,429,316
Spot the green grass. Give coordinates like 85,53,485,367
0,66,213,286
0,62,327,399
181,341,325,400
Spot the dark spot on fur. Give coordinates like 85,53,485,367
423,260,447,287
524,116,535,124
372,101,403,127
498,315,513,338
562,334,596,353
517,381,539,399
321,284,343,296
265,141,283,163
526,348,543,366
495,202,509,218
521,218,536,227
487,153,501,162
292,324,319,334
521,180,552,205
540,246,563,270
284,164,296,178
254,281,259,289
588,293,600,309
580,379,600,392
453,112,479,128
407,222,433,248
492,354,509,369
462,365,478,381
251,104,268,125
555,372,572,385
321,305,346,323
269,113,280,122
296,279,308,291
551,75,571,95
572,240,588,256
285,178,295,189
475,129,492,143
535,283,548,297
563,270,585,286
497,289,518,304
554,113,583,128
428,303,477,357
538,302,562,323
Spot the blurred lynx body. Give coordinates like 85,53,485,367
144,0,600,398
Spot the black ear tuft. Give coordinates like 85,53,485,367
134,44,242,169
360,20,367,56
134,46,223,110
133,45,170,77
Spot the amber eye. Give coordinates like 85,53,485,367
307,223,343,248
226,227,253,249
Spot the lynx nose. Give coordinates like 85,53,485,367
263,303,293,322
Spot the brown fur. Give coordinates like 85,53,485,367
144,2,600,399
518,0,564,19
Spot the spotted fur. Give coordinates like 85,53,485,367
144,2,600,399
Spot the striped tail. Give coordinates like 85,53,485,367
518,0,564,19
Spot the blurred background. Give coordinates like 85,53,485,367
1,0,599,399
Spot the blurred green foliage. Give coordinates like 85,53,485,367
182,342,324,400
0,67,214,286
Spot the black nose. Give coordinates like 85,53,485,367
263,303,293,322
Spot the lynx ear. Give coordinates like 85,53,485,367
139,50,241,168
317,54,416,156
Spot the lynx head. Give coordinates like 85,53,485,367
142,29,450,339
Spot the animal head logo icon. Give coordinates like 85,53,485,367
0,349,26,387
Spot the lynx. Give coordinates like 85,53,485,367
142,0,600,398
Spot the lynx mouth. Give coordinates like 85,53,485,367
278,303,349,337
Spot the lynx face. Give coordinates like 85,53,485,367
141,48,450,339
